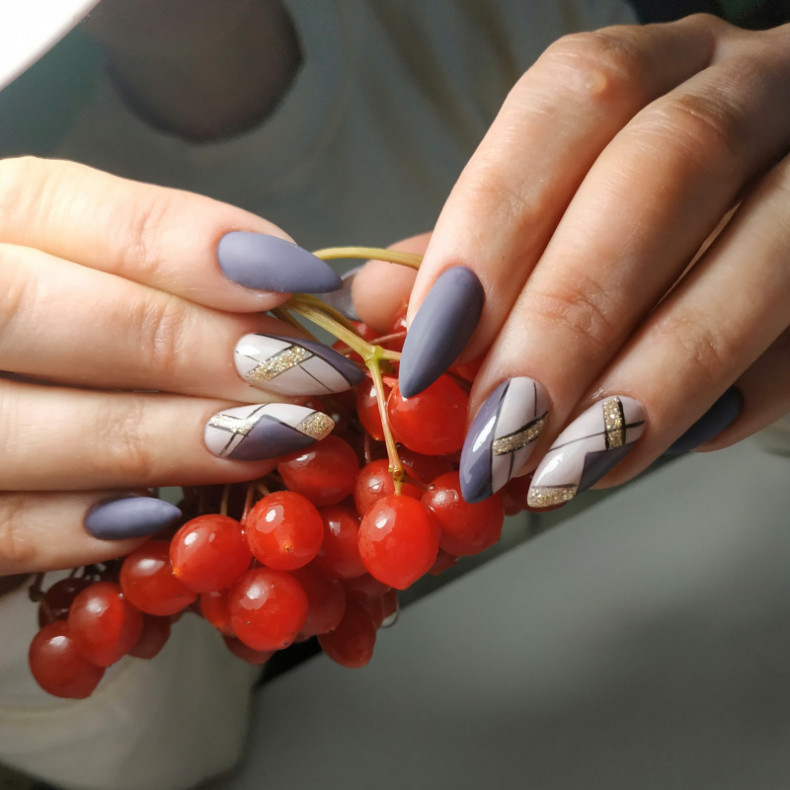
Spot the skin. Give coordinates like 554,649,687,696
2,9,788,575
355,14,790,486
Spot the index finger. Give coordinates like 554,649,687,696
0,157,341,312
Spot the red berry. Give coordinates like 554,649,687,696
314,505,366,580
170,514,252,593
398,446,456,484
343,573,392,602
200,589,234,636
429,548,459,576
422,471,504,556
277,435,360,507
387,377,467,456
28,621,105,698
228,568,308,652
358,495,439,589
499,474,532,516
223,635,274,666
318,602,377,668
120,541,197,616
292,565,346,639
245,491,324,571
318,603,376,669
129,615,171,659
354,459,421,517
355,379,385,441
68,581,143,667
37,576,91,627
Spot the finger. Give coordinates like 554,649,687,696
0,244,362,401
351,234,427,332
458,22,790,501
0,491,178,575
0,379,335,491
525,149,790,507
398,15,727,396
0,157,341,313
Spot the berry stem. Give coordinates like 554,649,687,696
312,246,423,270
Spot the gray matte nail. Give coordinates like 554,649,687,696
398,266,484,398
217,232,342,293
664,387,742,455
85,496,182,540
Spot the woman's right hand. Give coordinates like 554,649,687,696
0,157,349,575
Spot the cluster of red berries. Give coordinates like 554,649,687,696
27,312,536,699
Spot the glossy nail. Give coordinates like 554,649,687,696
204,403,335,461
527,396,645,508
398,266,484,398
664,387,742,455
217,232,342,293
85,496,182,540
235,333,365,396
460,377,548,503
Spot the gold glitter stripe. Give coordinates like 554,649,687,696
296,411,335,440
247,345,311,384
526,486,577,508
602,397,625,449
208,413,254,436
492,416,546,456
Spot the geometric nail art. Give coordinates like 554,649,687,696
459,377,548,503
527,395,645,508
235,334,365,396
204,402,335,461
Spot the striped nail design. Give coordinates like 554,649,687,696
204,403,335,461
235,334,365,396
459,377,548,503
527,396,645,508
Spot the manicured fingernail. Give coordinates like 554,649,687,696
234,333,365,396
321,266,362,320
217,232,342,293
527,396,645,508
204,403,335,461
460,377,548,503
664,387,742,455
85,496,182,540
399,266,484,398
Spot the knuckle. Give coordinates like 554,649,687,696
541,29,645,106
0,244,33,338
0,496,38,571
529,274,620,354
664,313,735,381
96,395,156,482
123,191,173,280
636,91,746,181
128,292,190,380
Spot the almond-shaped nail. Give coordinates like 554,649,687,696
85,496,182,540
235,334,365,396
398,266,484,398
217,232,342,293
664,387,742,455
204,403,335,461
527,396,645,508
460,377,548,503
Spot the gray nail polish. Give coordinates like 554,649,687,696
399,266,484,398
664,387,742,455
204,402,335,461
217,232,342,293
460,377,548,503
85,496,182,540
235,333,365,396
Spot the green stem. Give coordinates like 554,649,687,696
312,246,423,270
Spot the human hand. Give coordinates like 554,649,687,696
355,15,790,506
0,158,359,574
